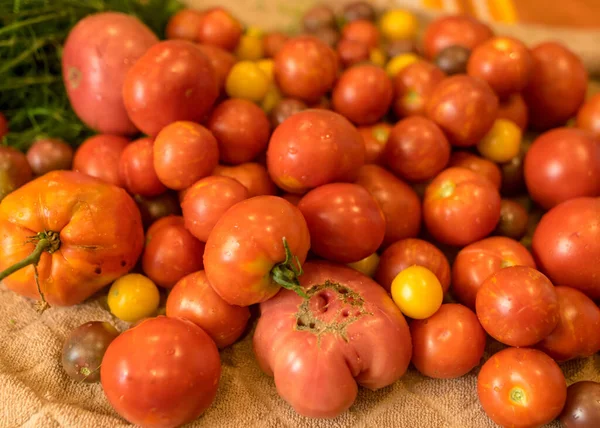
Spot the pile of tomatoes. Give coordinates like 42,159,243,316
0,2,599,428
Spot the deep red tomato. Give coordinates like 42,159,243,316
392,60,446,118
213,162,277,197
196,44,236,92
523,42,588,130
385,116,451,182
560,381,600,428
423,167,501,246
122,40,218,137
341,19,380,49
495,199,529,240
298,183,385,263
410,303,486,379
357,123,391,165
576,93,600,138
165,8,204,42
336,39,370,68
269,98,308,129
0,146,33,201
267,109,365,193
497,93,528,131
101,316,221,428
524,128,599,209
118,137,166,197
181,176,249,242
422,15,493,60
447,151,502,189
476,266,559,347
166,271,250,349
26,138,73,176
204,196,311,306
477,348,567,428
532,197,600,300
146,215,184,243
73,134,129,187
254,261,412,418
135,192,181,229
197,7,241,51
263,31,289,58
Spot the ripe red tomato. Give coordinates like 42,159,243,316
532,197,600,300
253,261,412,418
146,215,183,242
122,40,218,137
166,271,250,349
392,60,446,118
263,31,289,58
476,266,559,347
181,176,249,242
73,134,129,187
336,39,370,68
197,7,242,51
298,183,386,263
267,109,365,193
101,317,221,428
423,167,501,246
196,44,236,92
355,165,421,248
497,93,528,131
410,303,486,379
204,196,310,306
341,19,380,49
213,163,277,197
422,15,493,60
26,138,73,176
524,128,599,209
0,146,33,201
358,123,392,165
447,151,502,189
118,137,166,197
165,8,204,42
477,348,567,428
576,94,600,138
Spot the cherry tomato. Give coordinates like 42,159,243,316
392,60,446,118
384,38,417,58
385,53,419,77
235,33,264,61
495,199,528,240
101,317,221,428
146,215,183,242
197,7,242,51
225,60,270,102
477,118,522,163
576,93,600,138
263,31,288,58
342,20,380,49
447,151,502,189
165,8,204,42
560,381,600,428
434,45,470,75
422,15,493,60
477,348,567,428
347,253,380,278
212,162,276,197
391,265,443,319
379,9,418,41
118,137,166,197
135,192,181,229
196,44,236,92
0,146,33,201
336,39,370,68
497,93,528,131
410,303,486,379
73,134,129,187
302,5,335,32
269,98,307,128
298,183,385,263
107,273,160,323
26,138,73,176
343,1,376,22
358,123,392,164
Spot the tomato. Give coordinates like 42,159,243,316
235,33,264,61
0,146,33,201
181,176,249,242
302,4,335,32
477,119,522,163
576,93,600,138
391,265,443,319
560,381,600,428
253,261,412,418
122,40,218,137
135,192,181,229
447,151,502,189
347,253,380,278
153,121,219,191
410,303,485,379
107,273,160,323
166,271,250,349
165,8,204,42
532,197,600,300
379,9,418,41
385,116,451,182
434,45,471,75
368,47,387,67
385,53,419,77
118,137,166,197
73,134,129,187
196,44,236,92
0,171,143,306
342,20,380,49
146,215,184,243
495,199,528,240
26,138,73,176
524,128,599,209
197,7,242,51
0,112,7,139
101,316,221,428
269,98,307,128
262,31,288,58
226,60,270,102
392,60,446,118
204,196,310,306
336,39,370,68
477,348,567,428
423,167,501,246
426,75,499,147
332,64,393,126
358,123,391,165
497,93,528,131
274,36,338,103
267,109,365,193
212,163,276,197
523,42,588,130
476,266,559,347
385,38,417,58
355,165,421,247
343,2,376,22
422,15,493,60
500,136,532,195
298,183,385,263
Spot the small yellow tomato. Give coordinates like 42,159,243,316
385,53,419,77
477,119,522,163
107,274,160,323
347,253,380,278
369,48,387,67
379,9,418,41
226,61,270,102
256,58,275,82
235,34,264,61
246,26,264,38
261,84,282,114
391,266,443,319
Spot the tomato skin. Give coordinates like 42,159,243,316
497,93,528,131
212,163,276,197
26,138,74,176
448,151,502,189
118,137,166,197
73,134,130,187
336,39,370,68
477,348,567,428
101,316,221,428
197,8,242,51
165,9,204,42
358,123,391,165
146,215,184,242
532,197,600,300
341,20,380,49
422,15,493,60
269,98,308,129
253,261,412,418
560,381,600,428
263,31,288,58
576,93,600,138
476,266,559,347
495,199,528,240
107,273,160,323
0,146,33,201
410,304,486,379
196,44,236,92
392,60,446,118
391,265,443,319
204,196,310,306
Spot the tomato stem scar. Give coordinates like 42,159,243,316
271,237,307,298
509,387,527,405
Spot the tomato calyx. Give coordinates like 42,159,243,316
271,237,308,298
509,386,528,406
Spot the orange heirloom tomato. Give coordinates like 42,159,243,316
0,171,144,306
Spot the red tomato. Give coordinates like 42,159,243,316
341,19,380,49
197,8,242,51
101,317,221,428
392,60,446,118
165,8,204,42
204,196,311,306
0,146,33,201
263,31,289,58
532,197,600,300
26,138,73,176
497,93,528,131
73,134,129,187
208,98,271,164
298,183,386,263
122,40,218,137
448,151,502,189
422,15,493,60
267,109,365,193
410,303,486,379
213,163,277,197
166,271,250,349
196,44,236,92
336,39,370,68
476,266,559,347
146,215,184,242
153,122,219,191
423,167,501,246
576,93,600,138
452,236,535,309
355,165,421,248
524,128,599,209
181,176,249,242
254,261,412,418
358,123,392,165
118,137,166,197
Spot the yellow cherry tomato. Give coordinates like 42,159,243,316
369,48,387,68
256,58,275,82
235,34,264,61
347,253,380,278
226,61,270,102
261,84,282,114
379,9,418,41
477,119,522,163
107,274,160,323
391,266,443,319
246,26,264,38
385,53,419,77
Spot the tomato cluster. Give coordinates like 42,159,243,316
0,3,598,428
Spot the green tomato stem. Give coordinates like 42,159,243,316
270,237,308,299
